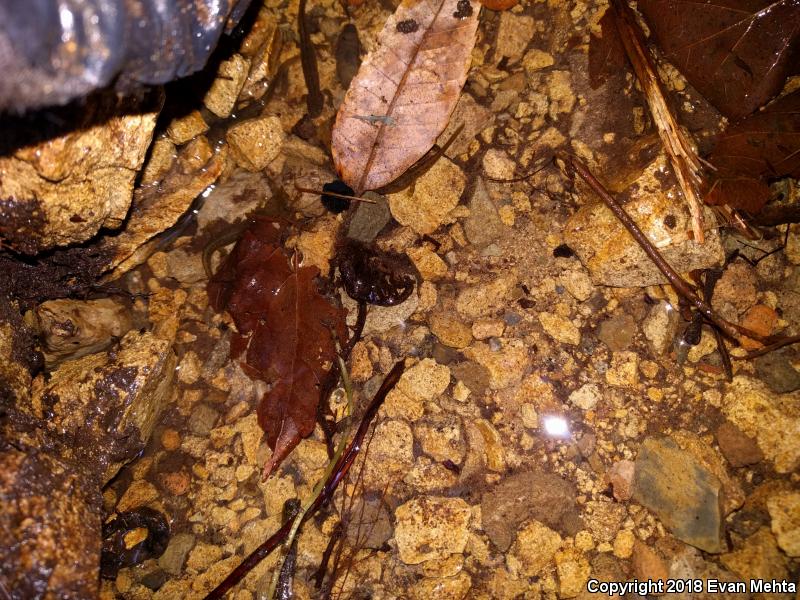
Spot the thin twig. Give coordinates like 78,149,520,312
203,361,405,600
294,185,377,204
313,522,343,589
735,335,800,359
556,152,762,345
267,349,356,599
483,155,552,183
610,0,706,242
298,0,323,116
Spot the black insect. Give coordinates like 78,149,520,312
396,19,419,33
321,180,355,214
453,0,473,19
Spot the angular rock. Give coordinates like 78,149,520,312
471,318,505,340
430,312,473,348
670,429,745,515
0,444,102,599
166,110,209,145
346,192,392,243
608,459,635,501
463,340,529,389
766,491,800,557
158,533,196,576
387,157,465,235
597,314,637,351
632,436,724,553
721,376,800,473
463,177,508,250
632,541,668,591
415,414,466,464
716,422,764,467
643,300,680,355
481,470,580,551
569,383,602,411
564,152,724,287
407,246,448,281
203,54,250,118
712,261,758,318
720,528,789,586
507,520,562,577
605,351,639,388
472,418,506,473
238,7,281,101
226,115,285,172
26,330,176,484
342,290,419,336
584,500,626,543
395,358,451,403
456,272,518,320
559,269,594,302
0,94,159,254
754,348,800,394
495,12,535,60
104,135,226,279
668,546,752,600
361,419,414,490
555,547,591,598
394,496,471,564
539,311,581,345
409,572,471,600
523,48,555,74
345,496,393,550
482,149,516,180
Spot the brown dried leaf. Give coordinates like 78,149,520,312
331,0,480,194
208,217,347,477
638,0,800,121
704,89,800,213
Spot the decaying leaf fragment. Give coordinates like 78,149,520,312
208,217,347,477
705,89,800,214
638,0,800,121
331,0,480,194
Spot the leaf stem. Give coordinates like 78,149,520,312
556,152,760,345
203,361,406,600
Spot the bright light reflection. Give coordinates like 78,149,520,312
542,415,570,438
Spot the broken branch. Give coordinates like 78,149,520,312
203,360,406,600
609,0,706,242
556,152,762,345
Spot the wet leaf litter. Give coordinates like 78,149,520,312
207,217,347,479
51,0,800,597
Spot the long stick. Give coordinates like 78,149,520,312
610,0,706,243
556,153,760,344
204,361,406,600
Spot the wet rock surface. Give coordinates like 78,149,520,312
633,437,724,553
0,444,103,599
0,0,799,597
0,94,160,254
564,152,725,287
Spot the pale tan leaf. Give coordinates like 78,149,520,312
331,0,480,194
